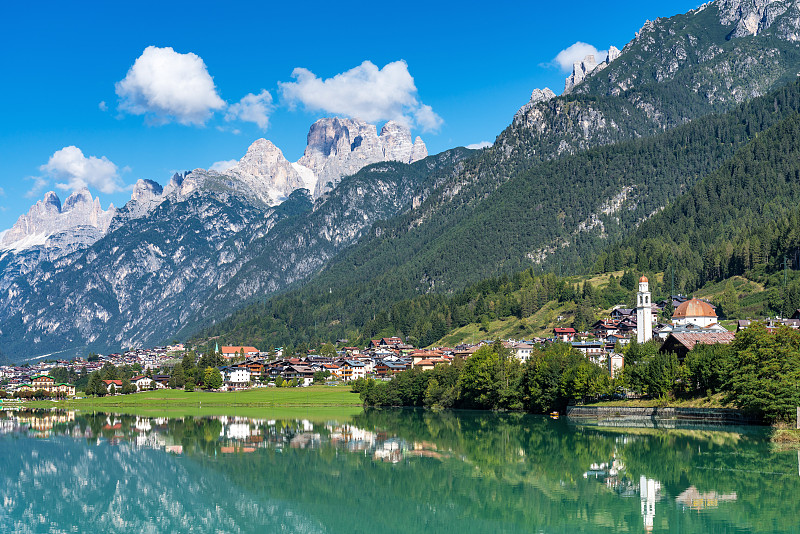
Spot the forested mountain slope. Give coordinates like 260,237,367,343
192,79,800,349
598,111,800,307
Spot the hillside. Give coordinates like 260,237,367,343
193,78,800,350
600,110,800,314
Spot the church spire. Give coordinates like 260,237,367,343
636,276,653,343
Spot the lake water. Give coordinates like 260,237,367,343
1,408,798,533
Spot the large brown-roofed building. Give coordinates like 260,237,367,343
660,331,735,361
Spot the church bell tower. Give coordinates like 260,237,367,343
636,276,652,343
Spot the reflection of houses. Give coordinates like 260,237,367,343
17,411,76,437
676,486,737,511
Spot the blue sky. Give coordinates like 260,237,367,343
0,0,701,230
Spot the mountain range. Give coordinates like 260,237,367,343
3,0,800,360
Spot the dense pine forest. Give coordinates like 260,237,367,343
598,113,800,314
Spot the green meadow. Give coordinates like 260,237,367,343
28,386,365,420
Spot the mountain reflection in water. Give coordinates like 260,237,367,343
0,408,797,533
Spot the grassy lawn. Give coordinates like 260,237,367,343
29,386,364,413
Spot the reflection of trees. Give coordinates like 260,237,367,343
4,410,800,533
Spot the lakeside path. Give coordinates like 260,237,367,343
26,386,365,419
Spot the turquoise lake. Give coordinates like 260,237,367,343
1,408,798,533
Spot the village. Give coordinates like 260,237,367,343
3,276,800,398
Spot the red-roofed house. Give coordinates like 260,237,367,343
553,327,576,342
221,346,260,359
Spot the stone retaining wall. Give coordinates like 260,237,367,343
566,405,762,425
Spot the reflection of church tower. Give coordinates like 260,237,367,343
636,276,653,343
640,475,660,532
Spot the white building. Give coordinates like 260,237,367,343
509,342,534,362
132,376,153,391
636,276,653,343
224,366,252,385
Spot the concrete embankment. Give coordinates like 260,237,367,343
566,405,763,428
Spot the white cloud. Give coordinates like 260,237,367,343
466,141,492,150
225,90,273,129
24,176,50,198
552,42,606,72
115,46,225,126
279,60,443,132
40,146,124,194
0,187,5,197
209,159,239,172
98,101,108,112
413,104,444,132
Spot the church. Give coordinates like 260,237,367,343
635,278,721,343
671,298,718,327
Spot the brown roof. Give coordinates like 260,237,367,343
668,332,735,351
415,358,449,367
673,298,717,319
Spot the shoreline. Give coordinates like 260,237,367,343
566,405,763,425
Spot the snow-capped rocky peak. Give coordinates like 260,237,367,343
298,117,428,197
0,188,116,251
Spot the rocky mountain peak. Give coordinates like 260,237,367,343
299,117,427,197
564,47,621,94
514,88,557,121
111,179,166,226
236,138,292,174
225,138,309,204
0,188,115,251
42,191,61,212
63,187,93,212
131,179,163,202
